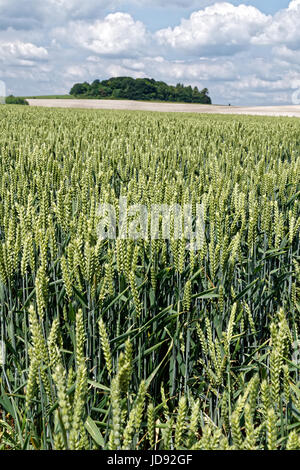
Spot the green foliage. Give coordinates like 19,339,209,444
0,106,299,450
70,77,212,104
5,95,29,105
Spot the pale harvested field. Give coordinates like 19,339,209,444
27,99,300,117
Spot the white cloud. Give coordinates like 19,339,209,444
252,0,300,46
54,13,147,56
288,0,300,10
272,45,300,65
155,3,270,56
0,40,48,61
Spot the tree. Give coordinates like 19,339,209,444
69,77,212,104
70,82,90,95
5,95,29,105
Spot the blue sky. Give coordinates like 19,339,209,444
0,0,299,105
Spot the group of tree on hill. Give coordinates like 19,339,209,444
70,77,211,104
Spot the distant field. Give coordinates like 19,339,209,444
27,98,300,117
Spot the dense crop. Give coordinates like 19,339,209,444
0,106,299,450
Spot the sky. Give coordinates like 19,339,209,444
0,0,300,105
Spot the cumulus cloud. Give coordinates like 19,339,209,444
155,3,270,56
272,45,300,65
54,13,147,57
252,0,300,47
0,40,48,68
288,0,300,10
0,41,47,59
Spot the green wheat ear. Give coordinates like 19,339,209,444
286,430,300,450
98,317,113,377
109,376,122,450
266,408,277,450
75,309,85,367
147,403,155,449
175,396,186,449
69,362,88,450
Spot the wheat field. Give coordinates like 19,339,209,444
0,105,299,450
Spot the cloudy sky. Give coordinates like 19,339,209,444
0,0,300,105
